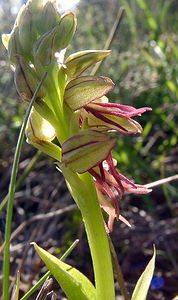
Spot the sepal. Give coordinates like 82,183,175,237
62,130,116,173
87,112,143,134
64,50,111,79
64,76,114,110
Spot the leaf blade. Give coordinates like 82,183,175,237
33,243,96,300
131,246,156,300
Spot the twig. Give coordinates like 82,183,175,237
0,204,76,254
108,236,130,300
35,278,53,300
91,7,125,75
144,174,178,189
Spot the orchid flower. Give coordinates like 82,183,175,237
3,1,152,299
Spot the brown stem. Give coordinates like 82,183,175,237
108,236,130,300
91,7,125,76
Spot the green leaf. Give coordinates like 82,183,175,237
131,246,156,300
64,76,114,110
65,50,111,79
62,130,116,173
33,243,96,300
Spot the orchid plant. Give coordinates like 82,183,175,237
2,1,155,299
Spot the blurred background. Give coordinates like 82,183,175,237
0,0,178,299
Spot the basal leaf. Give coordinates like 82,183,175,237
33,243,96,300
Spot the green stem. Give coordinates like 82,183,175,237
3,73,47,300
63,168,115,300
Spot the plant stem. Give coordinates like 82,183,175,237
3,73,47,300
64,169,115,300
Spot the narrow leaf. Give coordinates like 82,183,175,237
11,271,20,300
131,246,156,300
64,76,114,110
65,50,111,79
33,243,96,300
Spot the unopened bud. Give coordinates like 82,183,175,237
33,12,77,66
53,12,77,52
8,27,22,65
42,2,58,33
18,7,37,58
33,26,57,66
14,56,46,101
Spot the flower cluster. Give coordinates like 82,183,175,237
3,0,151,232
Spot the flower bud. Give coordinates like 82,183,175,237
8,27,22,66
18,7,37,58
33,26,57,66
26,107,56,143
14,56,46,101
42,2,59,33
33,12,76,66
62,130,116,173
53,12,77,52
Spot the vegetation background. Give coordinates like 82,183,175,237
0,0,178,299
